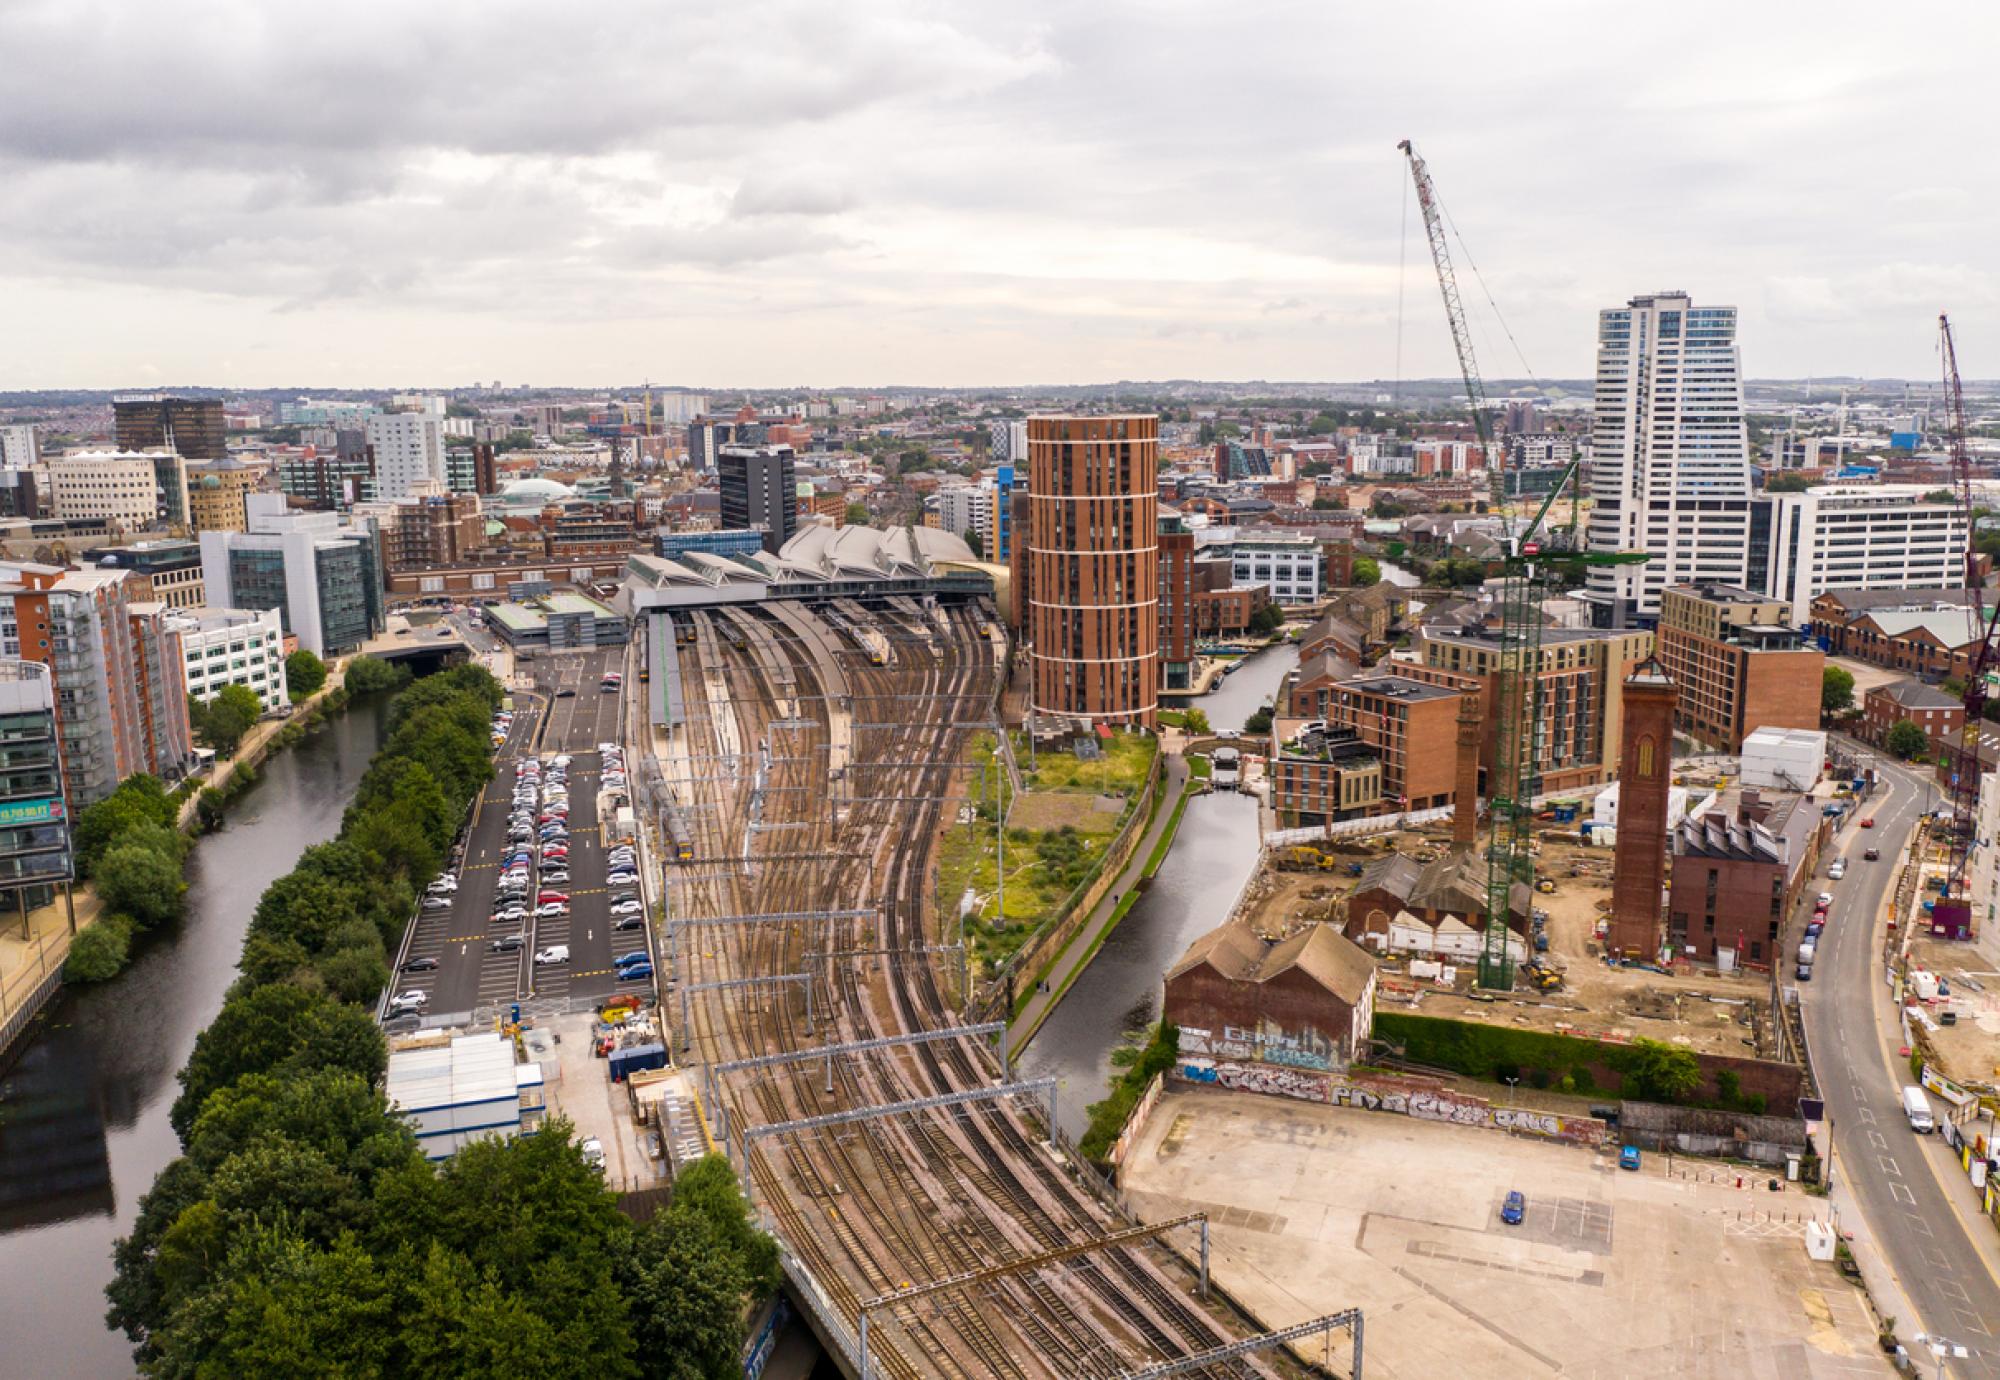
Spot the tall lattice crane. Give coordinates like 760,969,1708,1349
1939,314,1998,933
1398,139,1646,989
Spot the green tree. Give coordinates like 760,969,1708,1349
96,843,187,930
1249,603,1285,635
1764,472,1812,493
343,656,409,696
1244,705,1274,735
190,684,262,757
173,985,387,1142
965,528,986,559
843,501,871,528
1822,665,1856,715
1351,556,1381,588
284,649,327,700
72,774,179,875
66,914,135,982
1182,708,1210,736
1624,1038,1701,1103
1922,488,1957,504
1885,718,1930,761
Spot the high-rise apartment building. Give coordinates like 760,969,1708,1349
1585,292,1754,624
1023,414,1159,728
365,412,447,500
717,444,798,554
0,660,73,900
0,564,193,804
113,395,227,460
0,423,38,468
199,494,385,656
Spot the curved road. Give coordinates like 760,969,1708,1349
1801,748,2000,1377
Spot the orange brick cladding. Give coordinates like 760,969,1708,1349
1656,584,1822,751
1608,663,1677,957
1025,416,1159,727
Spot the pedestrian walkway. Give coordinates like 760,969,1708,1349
1007,752,1190,1059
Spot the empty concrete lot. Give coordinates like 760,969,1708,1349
1121,1089,1886,1378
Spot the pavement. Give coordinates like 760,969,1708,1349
1800,745,2000,1376
1121,1087,1886,1378
1007,750,1190,1058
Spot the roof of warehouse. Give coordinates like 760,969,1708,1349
386,1031,527,1112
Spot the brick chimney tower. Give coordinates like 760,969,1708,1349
1608,658,1678,958
1453,690,1482,846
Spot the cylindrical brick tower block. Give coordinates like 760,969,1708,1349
1025,415,1159,728
1609,658,1678,958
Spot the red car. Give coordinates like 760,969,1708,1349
1860,817,1875,828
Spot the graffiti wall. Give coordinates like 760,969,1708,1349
1174,1059,1607,1147
1176,1019,1340,1072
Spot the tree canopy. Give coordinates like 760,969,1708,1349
1350,556,1381,588
189,684,264,757
1822,665,1856,715
1885,718,1930,761
284,649,327,700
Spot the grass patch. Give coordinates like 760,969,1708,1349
1157,709,1188,728
1014,730,1155,795
1078,1021,1179,1164
1188,753,1212,780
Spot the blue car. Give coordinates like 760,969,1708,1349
616,961,654,982
1501,1190,1525,1225
1619,1145,1641,1171
613,951,648,969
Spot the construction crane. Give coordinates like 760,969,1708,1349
1399,139,1647,989
1938,314,1998,934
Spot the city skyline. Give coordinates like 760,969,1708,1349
3,2,1994,389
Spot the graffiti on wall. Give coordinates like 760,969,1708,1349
1175,1059,1604,1146
1175,1019,1337,1071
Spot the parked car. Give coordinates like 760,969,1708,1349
579,1136,605,1169
541,870,571,884
1828,860,1846,880
533,945,569,965
613,915,646,931
490,934,526,952
388,991,428,1015
555,688,576,698
610,899,644,916
538,890,570,904
607,871,638,886
613,950,648,968
1816,892,1834,907
611,891,639,906
1501,1191,1526,1225
400,956,440,973
616,961,654,982
1796,962,1813,981
422,896,451,910
535,902,569,918
1619,1145,1641,1171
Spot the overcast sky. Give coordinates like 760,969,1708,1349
3,1,1993,390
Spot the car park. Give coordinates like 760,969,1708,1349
400,956,440,973
533,945,569,965
1501,1191,1525,1225
490,934,526,952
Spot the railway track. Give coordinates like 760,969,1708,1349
664,600,1291,1378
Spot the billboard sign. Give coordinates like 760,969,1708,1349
0,798,64,828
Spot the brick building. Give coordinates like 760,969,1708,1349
1416,625,1654,794
1669,790,1825,965
384,492,486,571
186,456,264,534
1165,920,1377,1075
1808,588,1992,681
1344,849,1529,943
1607,659,1676,958
1023,416,1159,727
1271,677,1464,824
1656,584,1823,751
1861,679,1963,753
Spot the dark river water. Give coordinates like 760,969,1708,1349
0,696,390,1378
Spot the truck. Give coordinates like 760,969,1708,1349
1902,1085,1935,1133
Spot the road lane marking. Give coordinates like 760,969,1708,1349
1869,1130,1887,1149
1891,1183,1916,1205
1880,1156,1901,1176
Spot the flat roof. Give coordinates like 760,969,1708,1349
1338,674,1458,702
488,603,544,631
543,591,615,617
386,1031,523,1114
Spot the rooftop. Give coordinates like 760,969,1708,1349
1873,678,1962,711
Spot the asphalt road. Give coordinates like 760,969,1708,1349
1801,749,2000,1377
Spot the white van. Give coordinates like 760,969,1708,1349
1902,1085,1935,1133
1797,938,1816,965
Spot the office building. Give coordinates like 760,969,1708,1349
1585,292,1756,623
987,419,1029,463
276,442,376,509
445,442,498,495
0,424,37,468
717,444,798,554
186,456,263,534
1023,415,1159,728
0,564,193,804
1201,528,1323,605
199,494,384,657
656,528,765,562
658,392,708,426
365,411,447,501
113,395,226,460
171,605,289,709
0,467,41,520
1655,584,1822,751
0,660,73,899
1607,659,1676,958
1753,486,1965,623
45,452,172,530
82,539,205,609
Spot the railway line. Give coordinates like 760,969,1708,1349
661,599,1303,1378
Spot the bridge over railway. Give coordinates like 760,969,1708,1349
644,594,1363,1380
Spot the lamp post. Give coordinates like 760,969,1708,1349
1913,1332,1969,1380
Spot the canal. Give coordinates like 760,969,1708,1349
1017,648,1293,1140
0,695,391,1377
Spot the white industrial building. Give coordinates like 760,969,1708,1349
1757,486,1966,623
45,450,181,529
1738,726,1826,793
385,1031,547,1160
171,605,289,708
1197,527,1323,604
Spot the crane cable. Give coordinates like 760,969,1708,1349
1437,197,1541,389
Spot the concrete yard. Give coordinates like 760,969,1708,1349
1121,1088,1886,1378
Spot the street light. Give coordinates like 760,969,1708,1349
1913,1332,1970,1380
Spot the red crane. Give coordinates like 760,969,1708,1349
1938,313,1998,932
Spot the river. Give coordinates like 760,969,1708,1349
0,696,390,1377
